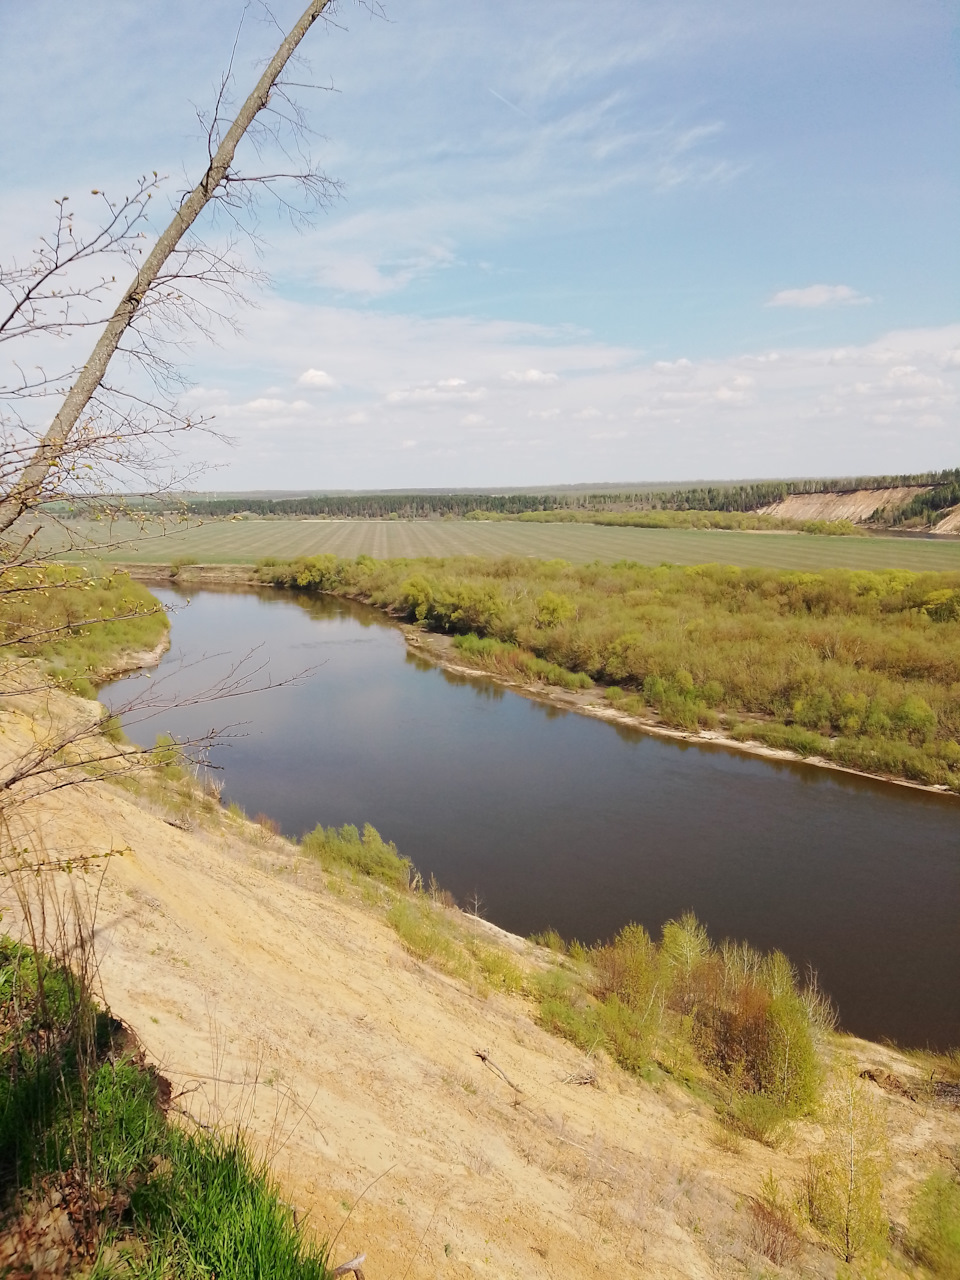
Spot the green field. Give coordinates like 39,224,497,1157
57,516,960,571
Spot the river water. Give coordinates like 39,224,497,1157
101,586,960,1050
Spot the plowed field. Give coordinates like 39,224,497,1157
57,516,960,571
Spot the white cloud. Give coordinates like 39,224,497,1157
313,245,456,300
503,368,559,384
241,397,309,414
767,284,872,309
386,381,486,405
181,303,960,487
298,369,337,389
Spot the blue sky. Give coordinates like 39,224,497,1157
1,0,958,488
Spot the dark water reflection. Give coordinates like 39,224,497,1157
102,587,960,1049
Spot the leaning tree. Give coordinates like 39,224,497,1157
0,0,356,844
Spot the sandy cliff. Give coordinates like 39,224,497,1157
0,686,956,1279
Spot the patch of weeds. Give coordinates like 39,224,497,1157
709,1121,744,1155
902,1044,960,1085
386,899,471,981
908,1169,960,1278
151,733,187,782
594,995,656,1074
727,1091,793,1147
467,941,525,995
748,1174,801,1268
535,968,602,1054
100,714,126,745
252,812,281,837
529,928,567,954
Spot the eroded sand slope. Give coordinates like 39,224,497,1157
758,487,929,523
1,689,955,1279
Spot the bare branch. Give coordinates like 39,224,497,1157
0,0,337,536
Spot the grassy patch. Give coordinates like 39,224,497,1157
52,513,960,571
386,899,472,981
909,1170,960,1279
451,633,591,690
0,565,167,695
0,938,331,1278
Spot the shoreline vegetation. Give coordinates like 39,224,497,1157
0,566,170,698
249,554,960,796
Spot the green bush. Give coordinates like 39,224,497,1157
301,821,411,888
0,564,168,688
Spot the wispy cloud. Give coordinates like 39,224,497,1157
503,369,559,384
767,284,872,309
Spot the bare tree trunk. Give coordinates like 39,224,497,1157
0,0,333,536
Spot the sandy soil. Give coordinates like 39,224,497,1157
1,681,958,1279
757,488,930,523
935,505,960,534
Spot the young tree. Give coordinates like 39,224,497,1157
804,1068,889,1263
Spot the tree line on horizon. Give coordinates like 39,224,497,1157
49,465,959,523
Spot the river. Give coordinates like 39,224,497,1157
101,585,960,1050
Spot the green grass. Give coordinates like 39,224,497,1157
0,564,167,695
45,515,960,572
0,937,331,1278
909,1170,960,1278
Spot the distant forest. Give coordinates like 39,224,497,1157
168,467,960,520
48,466,960,521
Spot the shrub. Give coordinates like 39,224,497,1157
748,1172,802,1265
0,565,168,685
530,928,567,953
152,733,187,781
592,923,662,1020
300,822,411,889
659,919,821,1136
260,553,960,788
468,942,526,995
